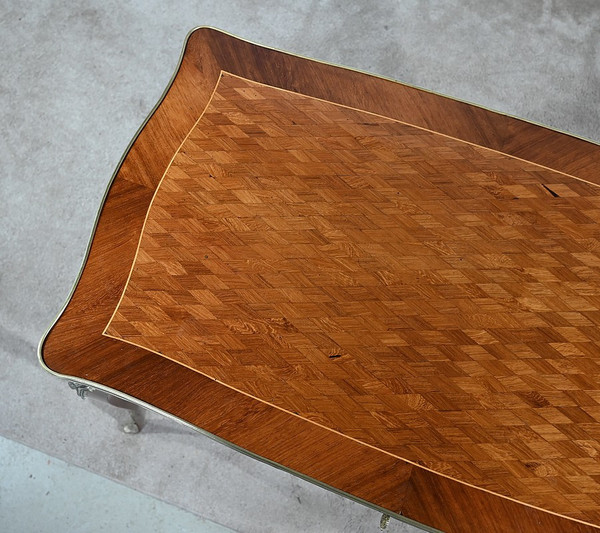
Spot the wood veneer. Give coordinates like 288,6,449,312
41,28,600,532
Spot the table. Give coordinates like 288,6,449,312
39,27,600,532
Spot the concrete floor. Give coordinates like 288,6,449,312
1,1,599,531
0,436,234,533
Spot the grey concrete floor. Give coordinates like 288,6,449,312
0,436,235,533
1,1,599,531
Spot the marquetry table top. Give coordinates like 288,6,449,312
40,28,600,532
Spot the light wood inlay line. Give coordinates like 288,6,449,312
105,71,600,526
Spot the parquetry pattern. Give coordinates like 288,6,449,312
106,72,600,523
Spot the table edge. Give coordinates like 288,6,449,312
39,27,600,532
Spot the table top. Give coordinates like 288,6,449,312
40,28,600,532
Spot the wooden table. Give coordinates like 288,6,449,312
40,28,600,532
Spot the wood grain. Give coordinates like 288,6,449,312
105,71,600,526
41,28,600,532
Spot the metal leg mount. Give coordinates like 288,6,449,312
68,381,144,434
380,513,391,530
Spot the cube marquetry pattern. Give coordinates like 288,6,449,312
106,72,600,524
